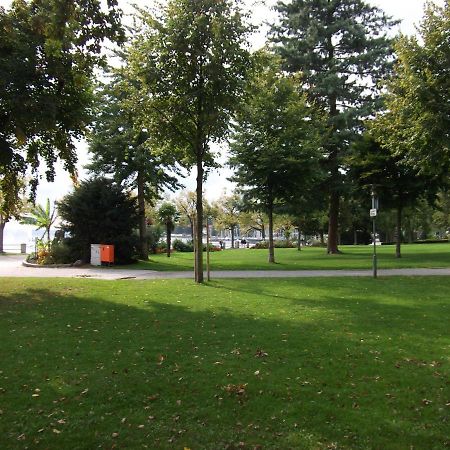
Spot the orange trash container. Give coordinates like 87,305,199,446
100,244,114,265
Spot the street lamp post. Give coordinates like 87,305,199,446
370,187,379,279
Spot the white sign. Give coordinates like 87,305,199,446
370,209,377,217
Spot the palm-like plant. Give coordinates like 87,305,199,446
157,202,179,258
21,198,58,242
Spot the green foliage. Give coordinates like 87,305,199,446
146,224,163,255
88,69,180,202
229,52,324,261
128,0,252,280
47,241,74,264
20,198,57,242
271,0,398,252
57,177,139,264
253,240,296,249
373,2,450,176
0,0,123,206
173,239,194,253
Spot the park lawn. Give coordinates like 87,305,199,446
127,243,450,271
0,277,448,449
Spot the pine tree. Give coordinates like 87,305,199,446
271,0,397,253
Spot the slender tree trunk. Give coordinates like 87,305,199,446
261,225,266,241
353,229,358,245
396,204,403,258
268,201,275,263
320,230,325,245
0,220,5,253
297,227,301,251
193,218,197,280
195,158,204,283
137,171,148,260
166,224,172,257
231,226,235,249
327,188,340,254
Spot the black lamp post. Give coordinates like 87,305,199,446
371,187,379,278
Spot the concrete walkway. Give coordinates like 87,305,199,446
0,254,449,280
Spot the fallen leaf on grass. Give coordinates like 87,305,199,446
255,349,268,358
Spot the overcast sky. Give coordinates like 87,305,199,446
3,0,444,245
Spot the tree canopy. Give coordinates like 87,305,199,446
127,0,252,282
0,0,123,207
271,0,397,253
229,52,324,262
372,1,450,177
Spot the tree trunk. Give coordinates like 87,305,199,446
261,225,266,241
327,189,340,254
297,227,301,251
268,200,275,263
396,204,403,258
231,226,235,249
195,158,204,283
0,220,5,253
320,230,324,245
353,229,358,245
137,171,148,260
166,223,171,258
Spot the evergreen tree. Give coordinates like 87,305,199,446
271,0,397,253
58,178,138,264
88,69,180,260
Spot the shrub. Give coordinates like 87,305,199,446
58,177,139,264
173,239,194,252
47,241,74,264
253,240,296,249
147,225,163,254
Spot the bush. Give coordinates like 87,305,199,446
173,239,194,252
47,241,74,264
58,177,139,264
147,225,163,254
253,240,296,249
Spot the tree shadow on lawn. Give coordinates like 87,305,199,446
0,282,448,449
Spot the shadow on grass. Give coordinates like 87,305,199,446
0,279,448,449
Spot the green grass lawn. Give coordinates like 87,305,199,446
127,243,450,271
0,277,448,449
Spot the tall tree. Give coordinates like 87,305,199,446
348,134,438,257
214,193,242,249
88,69,179,260
157,202,179,258
0,0,123,207
128,0,251,282
175,191,197,239
271,0,397,254
229,52,324,263
373,1,450,178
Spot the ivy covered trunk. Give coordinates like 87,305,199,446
396,204,403,258
268,200,275,264
327,189,340,254
195,157,204,283
0,220,5,253
137,171,148,260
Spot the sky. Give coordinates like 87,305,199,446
2,0,445,246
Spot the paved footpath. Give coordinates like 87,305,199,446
0,254,449,280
